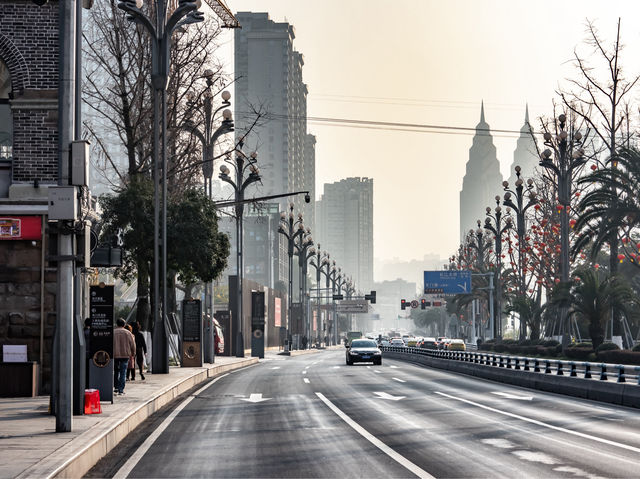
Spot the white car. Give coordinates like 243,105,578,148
390,338,405,347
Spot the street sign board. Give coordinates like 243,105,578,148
424,270,472,294
336,299,368,314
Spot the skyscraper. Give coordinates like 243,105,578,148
507,105,539,186
459,102,503,241
316,178,374,292
233,12,315,230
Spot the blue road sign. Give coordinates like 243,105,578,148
424,270,472,294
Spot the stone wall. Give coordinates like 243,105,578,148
0,238,56,393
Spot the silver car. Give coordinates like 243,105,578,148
346,339,382,365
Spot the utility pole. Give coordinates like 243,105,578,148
56,0,77,432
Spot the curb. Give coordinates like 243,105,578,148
17,358,258,479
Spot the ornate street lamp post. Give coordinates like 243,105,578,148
118,0,204,374
184,73,233,363
539,114,586,347
219,141,261,357
278,204,305,351
309,247,329,346
484,197,512,340
295,230,314,347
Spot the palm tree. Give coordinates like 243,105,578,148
549,268,638,349
573,147,640,267
505,296,545,341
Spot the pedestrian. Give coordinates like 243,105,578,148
132,321,147,380
113,318,136,395
126,323,136,380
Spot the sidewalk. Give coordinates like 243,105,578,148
1,356,257,479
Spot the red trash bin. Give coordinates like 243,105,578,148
84,389,102,414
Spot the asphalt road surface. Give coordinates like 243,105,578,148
91,349,640,478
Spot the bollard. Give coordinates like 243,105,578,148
616,365,625,383
523,358,530,371
556,361,564,376
584,362,592,379
514,357,520,370
569,362,577,377
492,354,497,367
499,356,505,368
534,358,540,373
599,364,608,381
636,367,640,385
544,360,551,374
506,356,512,369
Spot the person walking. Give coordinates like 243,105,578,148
132,322,147,380
125,324,136,380
114,318,136,395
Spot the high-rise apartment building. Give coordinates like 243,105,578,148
459,103,503,242
316,178,374,293
234,12,315,230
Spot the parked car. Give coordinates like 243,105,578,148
419,337,438,349
448,339,466,351
346,339,382,365
390,338,405,347
213,319,224,354
435,337,449,349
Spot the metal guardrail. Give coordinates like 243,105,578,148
380,346,640,385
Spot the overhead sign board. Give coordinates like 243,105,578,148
336,299,368,314
424,270,472,295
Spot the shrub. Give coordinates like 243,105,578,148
542,339,560,347
595,342,620,353
597,350,640,366
565,344,593,361
632,343,640,352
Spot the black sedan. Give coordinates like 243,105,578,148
346,339,382,365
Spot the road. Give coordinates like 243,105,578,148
90,349,640,478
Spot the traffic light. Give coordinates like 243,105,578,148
400,299,406,310
365,291,376,304
420,299,426,309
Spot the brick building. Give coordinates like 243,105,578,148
0,1,61,394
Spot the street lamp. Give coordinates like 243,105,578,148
538,113,586,348
184,74,234,363
484,196,512,340
118,0,204,374
218,140,261,357
466,221,489,271
295,229,314,347
278,204,305,351
502,167,538,339
309,247,329,345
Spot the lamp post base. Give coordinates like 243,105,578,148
235,332,244,358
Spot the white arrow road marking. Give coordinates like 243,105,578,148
240,393,271,403
316,393,433,478
392,377,406,383
491,391,533,401
271,366,281,370
333,366,341,369
304,378,310,384
374,370,382,373
374,391,405,401
390,365,399,369
302,370,307,375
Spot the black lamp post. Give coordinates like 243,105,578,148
309,247,329,345
184,72,234,363
466,221,489,271
219,140,261,357
295,229,314,347
484,197,512,340
278,204,305,351
539,114,586,347
118,0,204,374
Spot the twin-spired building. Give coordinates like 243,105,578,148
459,103,538,243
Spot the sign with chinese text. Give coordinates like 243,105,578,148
424,270,472,294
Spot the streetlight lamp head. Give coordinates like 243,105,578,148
304,193,311,203
135,0,143,8
504,191,511,200
306,227,311,234
186,91,196,102
250,151,257,160
527,178,534,186
289,202,295,209
221,90,231,102
543,132,552,141
502,180,509,188
298,212,303,220
515,179,523,187
222,109,232,120
542,149,552,159
203,69,214,79
495,206,501,213
560,130,568,140
558,114,566,123
486,206,491,213
515,165,521,173
575,131,582,141
280,212,286,220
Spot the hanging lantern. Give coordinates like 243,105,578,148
617,253,625,263
591,164,597,170
569,219,577,228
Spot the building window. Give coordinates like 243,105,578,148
0,58,12,198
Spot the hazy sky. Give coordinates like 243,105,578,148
217,0,640,264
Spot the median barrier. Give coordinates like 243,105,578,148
381,346,640,409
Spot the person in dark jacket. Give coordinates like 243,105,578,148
132,321,147,380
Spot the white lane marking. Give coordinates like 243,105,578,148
304,378,310,384
392,377,406,383
435,391,640,454
390,365,399,369
114,374,229,479
491,391,533,401
374,370,382,374
373,391,405,401
240,393,271,403
366,366,371,369
302,370,307,375
511,450,559,465
333,366,341,369
315,393,433,478
305,365,310,370
271,366,281,370
481,438,515,449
